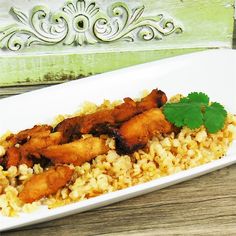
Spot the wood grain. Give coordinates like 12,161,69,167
0,84,56,99
1,80,236,235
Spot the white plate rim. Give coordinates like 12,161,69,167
0,49,236,231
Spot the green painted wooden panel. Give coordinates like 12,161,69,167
0,48,205,85
0,0,234,86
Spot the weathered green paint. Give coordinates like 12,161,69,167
0,0,234,86
144,0,234,47
0,48,206,86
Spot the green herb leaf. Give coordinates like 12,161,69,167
204,102,227,133
163,92,227,133
163,102,203,129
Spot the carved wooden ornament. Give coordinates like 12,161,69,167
0,0,183,51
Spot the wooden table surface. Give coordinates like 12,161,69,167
1,28,236,236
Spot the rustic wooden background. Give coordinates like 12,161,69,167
0,21,236,236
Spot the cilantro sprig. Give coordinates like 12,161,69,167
163,92,227,133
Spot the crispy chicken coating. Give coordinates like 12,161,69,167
40,137,109,166
20,132,63,159
114,108,173,154
4,132,63,169
5,147,21,169
55,89,167,142
1,125,52,149
19,165,74,203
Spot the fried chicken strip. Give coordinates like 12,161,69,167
40,137,109,166
21,132,63,158
1,125,52,149
4,132,63,169
5,147,21,169
114,108,173,154
19,165,74,203
55,89,167,142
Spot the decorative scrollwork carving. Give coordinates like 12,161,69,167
0,0,183,51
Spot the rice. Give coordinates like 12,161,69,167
0,97,236,216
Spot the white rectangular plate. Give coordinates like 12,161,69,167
0,49,236,231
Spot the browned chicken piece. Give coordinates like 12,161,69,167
4,132,63,169
20,132,63,159
55,89,167,142
40,137,109,166
135,89,167,111
114,108,173,154
1,125,52,149
19,165,74,203
4,146,34,169
5,147,21,169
